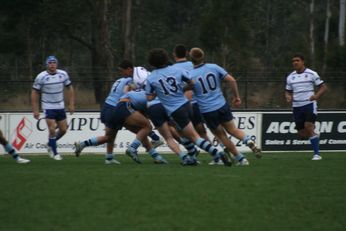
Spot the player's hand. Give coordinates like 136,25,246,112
286,95,292,103
309,95,318,101
232,97,241,107
33,111,40,120
69,105,75,115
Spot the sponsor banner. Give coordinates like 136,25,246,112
262,112,346,151
208,112,262,151
1,112,261,154
5,113,140,154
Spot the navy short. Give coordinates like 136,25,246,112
293,103,317,130
147,103,170,128
44,109,67,121
171,102,193,130
202,103,234,130
101,102,133,130
191,103,204,126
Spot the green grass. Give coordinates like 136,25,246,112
0,152,346,231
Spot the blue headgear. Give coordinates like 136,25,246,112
45,56,58,65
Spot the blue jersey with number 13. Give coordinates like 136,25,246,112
145,65,190,115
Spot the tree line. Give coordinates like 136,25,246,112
0,0,345,105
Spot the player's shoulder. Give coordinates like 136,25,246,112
35,70,49,79
286,71,296,80
304,68,319,77
56,69,68,76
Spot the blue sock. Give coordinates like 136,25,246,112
5,143,18,159
180,138,197,155
235,153,244,162
105,153,113,160
149,131,160,141
242,135,251,145
82,137,99,148
178,151,187,160
48,137,58,155
148,148,159,158
195,137,218,157
309,135,320,155
129,138,141,151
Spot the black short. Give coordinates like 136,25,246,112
191,103,204,126
171,102,193,130
101,102,132,130
44,109,67,121
147,103,170,128
293,103,317,130
202,103,234,130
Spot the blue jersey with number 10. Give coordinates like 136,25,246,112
145,65,190,116
189,63,228,113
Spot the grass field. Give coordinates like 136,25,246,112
0,152,345,231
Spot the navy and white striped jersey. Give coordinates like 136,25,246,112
32,69,71,110
285,68,324,107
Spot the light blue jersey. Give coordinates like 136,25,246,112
105,77,133,107
172,61,197,104
121,90,147,111
172,61,193,71
189,63,228,113
147,96,161,108
145,65,190,115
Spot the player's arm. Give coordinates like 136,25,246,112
66,85,75,114
285,90,293,103
144,81,156,101
224,74,241,107
146,93,156,101
31,89,40,119
310,83,327,101
183,79,194,101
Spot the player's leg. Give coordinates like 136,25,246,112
55,112,68,141
75,127,116,157
304,104,321,160
0,129,30,163
294,104,321,160
169,123,199,160
211,124,248,166
74,103,119,157
192,103,210,141
222,120,261,158
218,104,261,158
104,130,120,164
46,117,61,159
125,123,167,164
172,103,230,166
147,103,190,164
123,110,152,163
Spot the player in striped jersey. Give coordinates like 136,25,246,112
31,56,75,161
285,53,327,160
